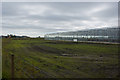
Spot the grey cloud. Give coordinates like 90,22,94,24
2,2,118,37
26,14,93,22
92,3,118,19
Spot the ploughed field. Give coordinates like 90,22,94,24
2,38,119,78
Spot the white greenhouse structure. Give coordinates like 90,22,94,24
44,27,120,42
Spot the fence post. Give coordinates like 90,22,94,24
11,54,14,78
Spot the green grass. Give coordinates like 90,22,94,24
2,38,119,78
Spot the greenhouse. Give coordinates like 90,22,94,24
44,27,120,42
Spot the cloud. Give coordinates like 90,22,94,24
2,2,118,37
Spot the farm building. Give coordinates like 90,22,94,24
44,27,120,42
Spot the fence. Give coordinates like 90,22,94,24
10,54,55,78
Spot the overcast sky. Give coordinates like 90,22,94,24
2,2,118,37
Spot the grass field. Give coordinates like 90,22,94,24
2,38,119,78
